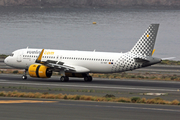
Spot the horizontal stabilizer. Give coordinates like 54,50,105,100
134,57,150,63
162,57,175,60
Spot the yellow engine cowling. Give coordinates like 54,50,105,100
28,64,52,78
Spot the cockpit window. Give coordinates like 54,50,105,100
9,53,14,57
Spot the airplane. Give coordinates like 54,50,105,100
4,24,162,82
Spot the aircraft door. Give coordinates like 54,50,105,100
17,51,22,62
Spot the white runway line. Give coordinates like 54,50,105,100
0,80,8,81
58,103,180,112
0,81,178,92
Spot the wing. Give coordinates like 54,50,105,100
35,49,90,73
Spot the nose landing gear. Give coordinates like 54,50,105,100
22,69,27,80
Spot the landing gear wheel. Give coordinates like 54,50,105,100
88,76,92,82
60,76,69,82
84,76,93,82
22,69,28,80
22,75,27,80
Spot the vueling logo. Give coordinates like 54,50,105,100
44,51,54,55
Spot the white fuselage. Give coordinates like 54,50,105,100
4,48,160,74
5,48,126,73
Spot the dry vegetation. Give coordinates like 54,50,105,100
161,60,180,65
0,91,179,105
0,54,8,59
91,73,180,81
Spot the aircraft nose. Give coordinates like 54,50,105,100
4,57,9,65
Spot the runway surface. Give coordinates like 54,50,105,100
0,74,180,120
0,97,180,120
0,74,180,101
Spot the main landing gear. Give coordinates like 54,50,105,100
84,76,93,82
60,76,69,82
60,76,93,82
22,69,27,80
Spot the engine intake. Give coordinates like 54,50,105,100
28,64,52,78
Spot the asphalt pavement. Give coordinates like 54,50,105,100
0,74,180,101
0,97,180,120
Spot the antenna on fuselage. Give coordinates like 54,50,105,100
26,46,29,49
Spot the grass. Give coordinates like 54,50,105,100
0,54,8,59
131,97,141,103
0,86,122,95
0,91,179,105
92,73,180,81
160,60,180,65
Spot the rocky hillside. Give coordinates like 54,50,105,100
0,0,180,8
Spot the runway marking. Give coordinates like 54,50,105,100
58,103,180,112
0,81,178,92
0,100,57,104
0,80,8,81
0,80,8,82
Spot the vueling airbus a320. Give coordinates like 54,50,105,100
4,24,163,82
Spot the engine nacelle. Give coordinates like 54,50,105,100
28,64,52,78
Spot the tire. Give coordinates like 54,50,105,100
60,76,65,82
65,76,69,82
88,76,92,81
60,76,69,82
84,76,89,82
22,75,27,80
84,76,93,82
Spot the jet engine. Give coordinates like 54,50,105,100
28,64,52,78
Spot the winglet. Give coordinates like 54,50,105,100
152,49,155,56
35,49,44,63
